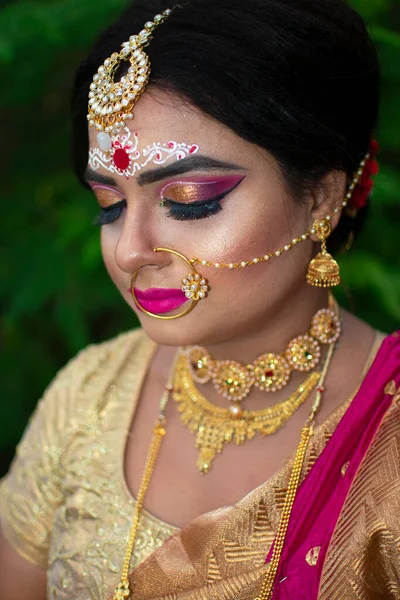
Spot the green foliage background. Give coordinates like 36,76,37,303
1,0,399,473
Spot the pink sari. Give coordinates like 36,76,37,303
268,331,400,599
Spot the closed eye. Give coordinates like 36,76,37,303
161,178,244,221
93,199,126,226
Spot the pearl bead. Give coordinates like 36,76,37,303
241,262,247,267
229,264,234,269
229,404,244,418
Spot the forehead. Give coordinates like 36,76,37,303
88,87,240,151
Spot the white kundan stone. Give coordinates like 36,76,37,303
97,132,112,151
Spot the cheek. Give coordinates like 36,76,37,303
187,184,306,269
100,226,120,285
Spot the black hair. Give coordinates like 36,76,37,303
71,0,380,253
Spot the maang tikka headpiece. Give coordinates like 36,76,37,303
87,8,174,151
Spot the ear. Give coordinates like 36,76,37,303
309,170,347,241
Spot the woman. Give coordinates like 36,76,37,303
1,0,399,598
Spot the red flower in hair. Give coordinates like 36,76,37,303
350,139,379,211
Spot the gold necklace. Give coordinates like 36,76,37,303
173,353,321,473
183,293,340,406
112,341,335,600
255,339,335,600
113,384,171,600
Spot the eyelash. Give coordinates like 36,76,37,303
161,197,223,221
93,199,126,226
93,185,239,226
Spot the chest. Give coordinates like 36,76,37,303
124,370,328,530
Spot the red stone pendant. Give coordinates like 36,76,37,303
113,147,131,173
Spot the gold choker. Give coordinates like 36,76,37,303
182,296,340,408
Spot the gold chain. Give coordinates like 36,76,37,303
112,385,171,600
254,340,335,600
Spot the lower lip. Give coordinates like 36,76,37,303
130,288,188,315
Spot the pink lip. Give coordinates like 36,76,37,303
129,287,188,315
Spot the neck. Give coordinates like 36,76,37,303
206,286,330,364
162,285,334,412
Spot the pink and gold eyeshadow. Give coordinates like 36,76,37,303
89,183,125,208
89,174,244,208
160,175,244,204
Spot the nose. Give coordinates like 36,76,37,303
114,206,167,275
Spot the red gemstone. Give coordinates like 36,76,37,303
113,148,130,172
265,370,274,378
167,141,174,148
189,145,197,154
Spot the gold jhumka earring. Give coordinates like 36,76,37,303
306,218,340,287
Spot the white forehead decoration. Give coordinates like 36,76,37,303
89,127,199,178
87,8,200,179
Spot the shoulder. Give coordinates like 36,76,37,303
20,327,154,452
0,329,154,567
49,327,150,391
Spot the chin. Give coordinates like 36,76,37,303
135,316,206,347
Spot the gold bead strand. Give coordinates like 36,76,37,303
255,423,314,600
254,338,336,600
190,234,310,270
113,384,172,600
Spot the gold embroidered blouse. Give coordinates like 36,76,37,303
0,328,396,600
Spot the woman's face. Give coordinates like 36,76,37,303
87,88,315,347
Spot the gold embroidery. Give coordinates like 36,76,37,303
341,461,350,476
385,380,397,395
305,546,321,566
0,331,176,600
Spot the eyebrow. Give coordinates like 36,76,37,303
84,156,245,187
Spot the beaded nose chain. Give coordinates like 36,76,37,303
129,146,377,319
